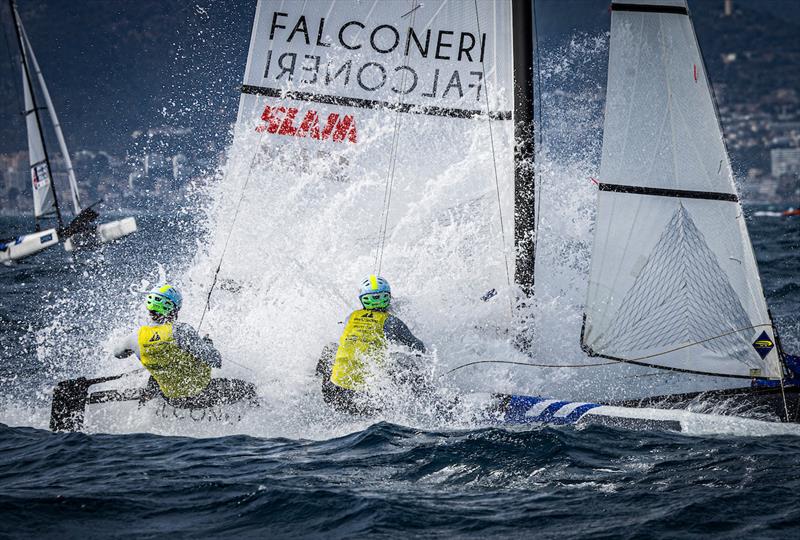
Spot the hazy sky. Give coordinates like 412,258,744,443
1,0,798,155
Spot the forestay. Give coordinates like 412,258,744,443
582,0,782,379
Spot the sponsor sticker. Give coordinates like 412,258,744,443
752,331,775,359
255,103,357,143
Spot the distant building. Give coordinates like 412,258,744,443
172,153,189,183
771,147,800,177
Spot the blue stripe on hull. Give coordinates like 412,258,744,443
502,395,601,425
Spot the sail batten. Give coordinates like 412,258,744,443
598,183,738,202
612,3,689,15
583,0,782,380
240,84,512,120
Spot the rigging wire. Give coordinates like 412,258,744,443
440,359,614,377
197,128,266,332
441,323,779,378
473,0,514,317
374,0,418,274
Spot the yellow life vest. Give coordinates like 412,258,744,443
137,323,212,399
331,309,389,390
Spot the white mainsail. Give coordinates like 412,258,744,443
22,61,56,221
582,0,782,379
227,0,516,289
19,18,82,215
204,0,517,366
237,1,514,129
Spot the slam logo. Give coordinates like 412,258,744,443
255,104,357,144
31,163,50,190
752,331,775,359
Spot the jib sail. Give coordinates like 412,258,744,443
582,0,782,379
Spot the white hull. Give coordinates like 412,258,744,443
64,217,137,252
0,228,59,262
477,393,796,435
82,397,254,436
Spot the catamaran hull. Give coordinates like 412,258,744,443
0,228,59,263
50,375,257,433
63,217,137,252
488,392,798,433
610,384,800,423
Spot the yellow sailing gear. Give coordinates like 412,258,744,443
137,323,211,398
331,309,390,390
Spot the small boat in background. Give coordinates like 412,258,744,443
782,208,800,217
2,3,137,263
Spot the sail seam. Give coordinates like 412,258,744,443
611,3,689,15
241,85,512,121
598,183,738,202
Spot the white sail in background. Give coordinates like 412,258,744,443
22,63,56,220
582,0,781,379
19,18,82,215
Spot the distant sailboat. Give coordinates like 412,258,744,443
1,1,137,264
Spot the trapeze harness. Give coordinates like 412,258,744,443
137,323,212,399
331,309,390,391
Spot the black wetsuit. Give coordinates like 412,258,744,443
317,311,426,415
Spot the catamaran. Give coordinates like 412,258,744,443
1,2,137,264
49,0,800,432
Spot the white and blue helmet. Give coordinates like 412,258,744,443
359,275,391,310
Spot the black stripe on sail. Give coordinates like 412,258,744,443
24,106,47,116
611,3,689,15
599,183,738,202
241,85,513,121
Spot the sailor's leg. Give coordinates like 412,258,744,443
323,382,376,416
138,376,163,406
166,378,258,409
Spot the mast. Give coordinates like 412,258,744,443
512,0,536,297
19,19,82,215
10,0,64,231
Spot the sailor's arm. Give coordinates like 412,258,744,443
174,323,223,368
384,315,427,353
112,331,139,359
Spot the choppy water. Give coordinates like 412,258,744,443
2,420,800,538
2,211,799,538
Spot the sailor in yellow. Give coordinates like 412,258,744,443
321,275,426,414
113,284,222,401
